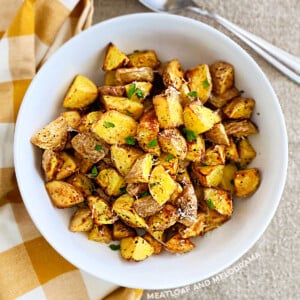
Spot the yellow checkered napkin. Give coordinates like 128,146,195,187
0,1,143,299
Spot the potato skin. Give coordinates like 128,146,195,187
210,61,234,95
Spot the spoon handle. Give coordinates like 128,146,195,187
188,6,300,84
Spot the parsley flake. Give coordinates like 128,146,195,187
109,244,120,251
125,136,136,145
90,165,98,177
147,139,158,148
95,144,102,151
183,128,198,142
140,191,150,198
120,187,127,195
104,121,115,128
188,91,197,98
206,199,215,210
165,153,176,162
202,78,210,89
128,83,144,99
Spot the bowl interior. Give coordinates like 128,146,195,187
14,13,288,289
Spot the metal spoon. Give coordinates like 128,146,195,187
139,0,300,84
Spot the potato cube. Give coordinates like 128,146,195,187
125,81,152,102
42,150,63,181
205,123,230,146
115,67,154,84
157,153,179,176
120,236,154,261
143,232,163,255
63,75,98,109
234,168,260,197
220,163,238,194
185,135,206,162
60,110,81,130
202,145,226,166
69,208,93,232
208,87,240,108
103,70,119,85
204,208,230,233
237,137,256,168
186,64,212,103
133,195,162,218
98,85,125,97
225,137,240,162
92,110,137,145
160,59,184,90
102,42,129,71
96,168,125,196
223,97,255,119
112,220,136,240
179,212,206,238
78,111,102,132
67,173,94,197
183,103,221,134
88,224,112,243
164,234,195,253
192,164,224,187
153,88,184,129
210,61,234,95
128,50,160,69
224,120,258,137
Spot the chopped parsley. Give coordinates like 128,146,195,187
95,144,102,151
183,128,198,142
147,139,158,148
120,187,127,195
109,244,120,251
206,199,215,210
128,83,144,98
188,90,197,98
125,136,136,145
202,78,210,89
165,153,176,162
125,109,133,116
104,121,115,128
140,191,150,198
149,182,159,188
90,165,98,177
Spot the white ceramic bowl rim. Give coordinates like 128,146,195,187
14,13,288,290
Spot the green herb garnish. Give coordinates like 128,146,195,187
202,78,210,89
150,182,159,188
120,187,127,195
128,83,144,98
125,136,136,145
91,165,98,177
109,244,120,251
165,153,176,162
147,139,158,148
206,199,215,210
125,109,133,116
95,144,102,151
183,128,198,142
188,91,197,98
104,121,115,128
140,191,150,198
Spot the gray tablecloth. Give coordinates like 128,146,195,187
94,1,300,299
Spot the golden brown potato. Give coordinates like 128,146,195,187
179,212,206,238
112,220,136,240
71,132,109,164
69,207,93,232
160,59,184,90
234,168,260,197
203,187,233,216
125,153,153,183
220,163,238,194
115,67,154,84
133,195,162,218
88,224,112,243
202,144,226,166
103,70,119,86
186,64,212,104
208,87,240,108
157,153,179,177
224,120,258,137
183,103,221,134
67,173,94,197
54,152,78,180
210,61,234,95
125,81,152,102
45,180,84,208
164,234,195,253
205,123,230,146
102,42,129,71
63,75,98,109
120,236,154,261
31,116,68,151
143,232,163,255
192,164,224,187
60,110,81,130
225,137,240,162
204,208,230,233
78,111,102,133
112,194,147,228
126,182,148,198
237,137,256,168
223,97,255,119
110,144,143,176
98,85,125,97
42,150,63,181
101,95,144,120
149,165,178,206
137,110,161,156
87,195,117,225
158,128,187,160
96,168,125,197
153,88,184,129
128,50,160,69
185,135,206,162
92,110,137,145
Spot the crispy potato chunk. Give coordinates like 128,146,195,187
78,111,102,132
125,81,152,102
149,165,178,206
88,224,112,243
120,236,154,261
112,220,136,240
153,88,184,129
237,137,256,168
164,234,195,253
96,168,125,197
157,153,179,176
208,87,240,108
183,103,221,134
179,212,206,238
234,168,260,197
133,195,162,218
204,208,230,233
87,195,117,225
92,110,137,144
192,164,224,187
225,137,240,162
55,152,78,180
158,128,187,160
71,132,109,164
103,70,119,86
63,75,98,109
42,150,63,181
202,145,226,166
205,123,230,146
137,110,161,156
67,173,94,197
160,59,184,90
60,110,81,130
98,85,125,97
220,163,238,194
126,183,148,198
69,207,93,232
110,145,143,176
210,61,234,95
125,153,153,183
31,116,68,151
115,67,154,84
112,194,147,228
203,187,233,216
45,180,84,208
101,95,144,120
223,97,255,119
102,42,129,71
185,135,206,162
224,120,258,137
128,50,160,69
186,64,212,104
143,232,163,255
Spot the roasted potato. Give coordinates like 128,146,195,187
69,207,93,232
60,110,81,130
160,59,184,90
208,87,240,108
112,220,136,240
205,123,230,146
78,111,102,132
234,168,260,197
164,234,195,253
115,67,154,84
102,42,129,71
67,173,94,197
125,81,152,102
224,120,258,137
98,85,125,97
210,61,234,95
223,97,255,119
128,50,160,69
42,150,63,181
88,224,112,243
133,195,162,218
237,137,256,168
192,164,224,188
220,163,238,194
202,144,226,166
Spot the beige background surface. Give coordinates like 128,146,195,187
93,1,299,299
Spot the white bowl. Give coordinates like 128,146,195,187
14,13,288,290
